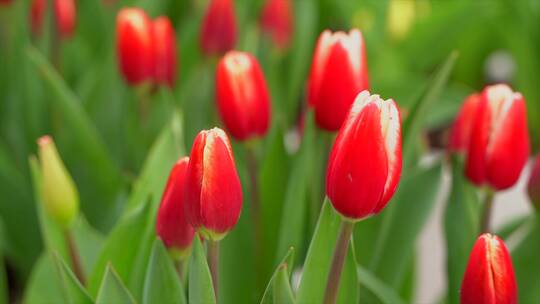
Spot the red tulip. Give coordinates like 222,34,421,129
465,84,530,190
307,29,369,131
528,153,540,209
0,0,12,6
152,16,177,88
200,0,237,56
460,233,517,304
116,8,154,85
216,51,271,141
54,0,76,39
260,0,293,49
184,128,242,241
326,91,402,220
448,94,481,153
30,0,46,36
156,157,195,259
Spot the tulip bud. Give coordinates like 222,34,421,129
216,51,271,141
527,153,540,209
184,128,242,241
152,16,177,88
448,94,481,153
30,0,46,36
460,233,517,304
156,157,195,260
53,0,76,39
116,8,154,85
326,91,402,220
465,84,530,190
200,0,237,56
307,29,369,131
37,136,79,230
260,0,293,49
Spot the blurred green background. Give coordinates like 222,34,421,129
0,0,539,303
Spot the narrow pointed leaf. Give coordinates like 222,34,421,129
261,247,295,304
189,237,216,304
53,252,93,304
143,239,186,304
95,264,136,304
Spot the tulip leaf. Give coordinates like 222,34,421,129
296,199,358,304
124,111,185,214
369,163,443,292
143,239,186,304
357,266,406,304
276,111,316,261
260,247,295,304
259,126,291,280
286,0,318,122
26,45,125,230
87,200,152,297
443,156,480,304
511,216,540,303
95,264,136,304
272,265,295,304
189,237,216,304
24,254,65,304
52,252,94,304
401,52,458,168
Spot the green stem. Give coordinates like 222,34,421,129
323,220,355,304
480,190,495,234
65,230,85,285
207,240,219,302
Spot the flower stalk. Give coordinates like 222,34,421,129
323,220,354,304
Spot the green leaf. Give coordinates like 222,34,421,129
124,111,185,214
261,247,295,304
143,239,186,304
443,156,480,304
511,215,540,303
357,266,405,304
401,52,458,167
95,264,136,304
52,252,93,304
26,45,124,230
259,126,290,280
369,163,443,290
189,237,216,304
296,199,358,304
24,254,65,304
272,265,295,304
276,111,316,261
87,200,152,297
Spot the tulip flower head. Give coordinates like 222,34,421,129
0,0,12,6
54,0,76,39
216,51,271,141
200,0,237,56
116,8,154,85
326,91,402,221
30,0,46,36
448,94,481,153
156,157,195,260
528,153,540,209
461,234,517,304
152,16,177,88
37,136,80,230
260,0,293,49
465,84,530,190
308,29,369,131
184,128,242,241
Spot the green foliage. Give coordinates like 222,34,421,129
1,0,539,303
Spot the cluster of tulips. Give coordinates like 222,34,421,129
12,0,540,303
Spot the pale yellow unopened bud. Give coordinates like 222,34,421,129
38,136,79,230
387,0,416,41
